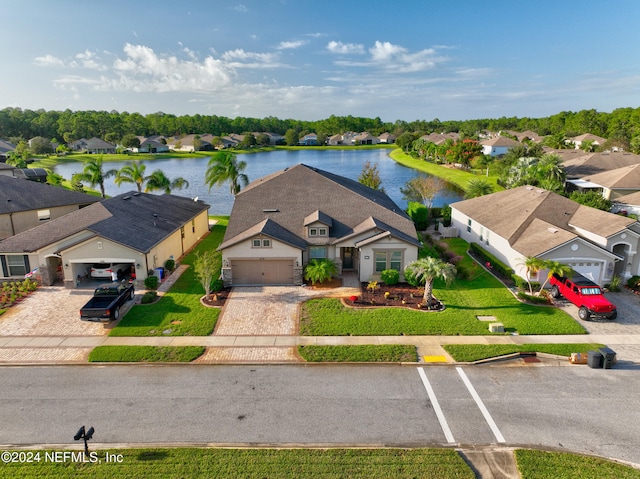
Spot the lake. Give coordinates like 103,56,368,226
53,149,463,215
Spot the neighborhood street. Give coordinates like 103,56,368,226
0,364,639,467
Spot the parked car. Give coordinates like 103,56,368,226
80,282,135,322
90,262,132,280
549,272,617,320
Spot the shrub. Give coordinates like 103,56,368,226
626,275,640,289
404,267,423,287
517,291,549,304
511,274,538,291
380,269,400,285
141,291,158,304
144,275,159,290
605,275,621,292
406,202,428,231
304,259,338,285
164,259,175,272
210,279,224,293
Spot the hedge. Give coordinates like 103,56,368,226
469,243,514,278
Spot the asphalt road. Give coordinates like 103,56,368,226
1,364,639,466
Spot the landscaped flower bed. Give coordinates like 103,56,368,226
0,279,39,309
345,282,444,311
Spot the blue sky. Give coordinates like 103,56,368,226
2,0,640,122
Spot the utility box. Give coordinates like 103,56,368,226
489,322,504,333
587,350,603,369
600,347,617,369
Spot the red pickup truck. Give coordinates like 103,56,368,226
549,272,617,320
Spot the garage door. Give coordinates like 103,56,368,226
568,261,602,283
231,259,294,285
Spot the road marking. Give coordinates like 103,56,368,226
456,367,506,443
417,367,456,444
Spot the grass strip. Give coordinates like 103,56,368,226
88,346,205,362
109,223,226,337
0,448,474,479
443,343,606,362
298,345,417,362
515,449,640,479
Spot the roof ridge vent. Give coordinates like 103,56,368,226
123,196,131,200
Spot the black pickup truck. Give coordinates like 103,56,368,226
80,282,135,322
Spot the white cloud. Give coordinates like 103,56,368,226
277,40,307,50
369,41,406,61
326,41,365,55
75,50,107,70
232,4,248,12
33,54,65,66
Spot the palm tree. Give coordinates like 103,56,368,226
518,256,545,295
72,155,117,198
115,162,147,192
535,153,565,184
538,260,572,293
464,178,494,199
204,151,249,196
404,257,456,306
144,169,189,194
304,259,338,285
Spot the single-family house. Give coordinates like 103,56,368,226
378,132,396,144
613,191,640,216
451,185,640,284
480,136,521,157
353,132,379,145
558,151,640,179
420,132,460,145
568,164,640,200
134,136,169,153
570,133,606,150
0,192,210,287
0,176,99,240
0,139,16,160
165,134,211,152
327,134,344,146
299,133,318,146
85,137,117,154
218,164,420,286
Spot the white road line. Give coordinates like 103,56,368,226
456,367,506,443
417,367,456,444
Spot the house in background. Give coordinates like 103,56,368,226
0,192,209,287
378,132,396,144
219,164,420,286
557,151,640,180
0,176,99,240
353,132,379,145
568,164,640,200
570,133,606,150
0,139,16,161
481,136,521,157
299,133,318,146
134,136,169,153
451,186,640,284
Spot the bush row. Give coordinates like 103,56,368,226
469,243,514,279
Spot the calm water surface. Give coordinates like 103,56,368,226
54,149,463,215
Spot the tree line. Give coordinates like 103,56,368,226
3,106,640,152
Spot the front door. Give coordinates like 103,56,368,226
342,247,354,269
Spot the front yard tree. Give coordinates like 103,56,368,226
115,162,147,192
357,161,385,192
538,260,572,293
404,257,456,306
519,256,545,295
193,251,219,301
569,190,612,211
72,156,117,198
400,176,444,211
205,151,249,196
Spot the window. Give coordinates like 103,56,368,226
319,228,327,236
6,255,27,276
309,247,326,259
485,230,490,246
192,219,196,233
309,228,318,236
467,219,472,233
37,209,51,221
375,250,403,272
479,227,484,242
252,238,271,248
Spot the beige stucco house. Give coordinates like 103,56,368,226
0,192,209,287
219,164,420,286
0,176,99,240
451,186,640,284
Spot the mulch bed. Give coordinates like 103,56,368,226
305,278,343,289
201,288,231,307
345,283,444,311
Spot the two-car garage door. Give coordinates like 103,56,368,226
231,259,294,285
567,261,602,283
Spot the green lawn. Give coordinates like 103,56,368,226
109,223,226,337
389,148,504,192
443,343,606,362
515,449,640,479
300,238,586,336
298,345,417,362
88,346,205,362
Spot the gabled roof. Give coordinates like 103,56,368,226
572,133,606,144
304,210,333,227
580,164,640,189
218,218,307,250
85,137,116,149
452,185,637,255
0,192,209,253
0,176,99,214
561,151,640,178
0,139,16,154
221,164,419,250
614,191,640,206
481,136,521,147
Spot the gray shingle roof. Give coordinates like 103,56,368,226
221,164,419,250
0,192,209,253
0,176,99,214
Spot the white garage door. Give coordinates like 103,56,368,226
568,261,602,283
231,259,294,285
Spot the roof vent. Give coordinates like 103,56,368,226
547,227,558,233
133,192,140,196
263,208,279,213
123,196,131,200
